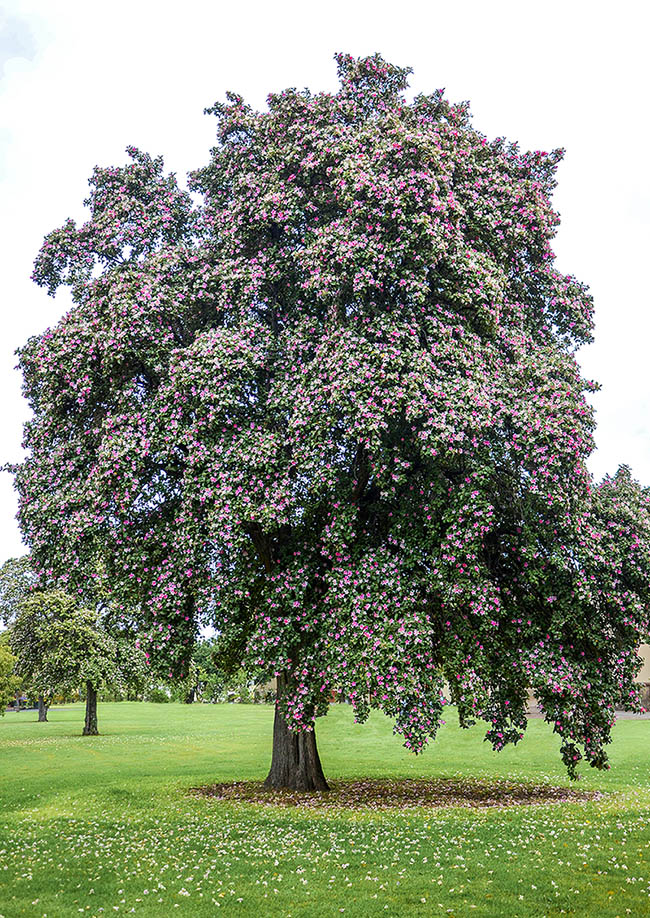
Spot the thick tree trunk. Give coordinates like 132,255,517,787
37,694,49,722
82,681,99,736
264,674,329,791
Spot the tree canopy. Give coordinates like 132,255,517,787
0,555,35,626
13,53,650,783
10,591,146,734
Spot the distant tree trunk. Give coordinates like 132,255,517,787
37,694,49,722
82,681,98,735
264,673,329,791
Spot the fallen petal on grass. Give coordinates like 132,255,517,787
189,777,603,810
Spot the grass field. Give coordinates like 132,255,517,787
1,702,649,917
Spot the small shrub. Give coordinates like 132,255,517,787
145,687,170,703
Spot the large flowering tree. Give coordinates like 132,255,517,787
13,54,650,788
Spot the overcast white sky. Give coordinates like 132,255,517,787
1,0,649,562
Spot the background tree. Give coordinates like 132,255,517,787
0,633,21,715
10,591,146,735
12,54,650,788
190,638,221,703
0,555,51,719
175,637,265,704
179,658,201,704
0,555,35,626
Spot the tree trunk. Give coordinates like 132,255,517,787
82,681,98,736
37,694,49,722
264,674,329,791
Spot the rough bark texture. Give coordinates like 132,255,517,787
37,694,49,722
82,681,98,735
264,675,329,791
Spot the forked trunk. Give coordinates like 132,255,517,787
82,681,98,736
264,674,329,791
37,694,49,722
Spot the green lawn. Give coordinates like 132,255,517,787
1,702,649,917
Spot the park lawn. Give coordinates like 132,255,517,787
0,703,649,917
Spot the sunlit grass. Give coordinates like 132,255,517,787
1,702,649,916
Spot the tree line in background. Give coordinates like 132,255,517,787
0,555,268,733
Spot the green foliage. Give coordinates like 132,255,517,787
9,590,148,700
0,633,21,714
0,555,35,625
174,637,273,704
144,686,170,703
